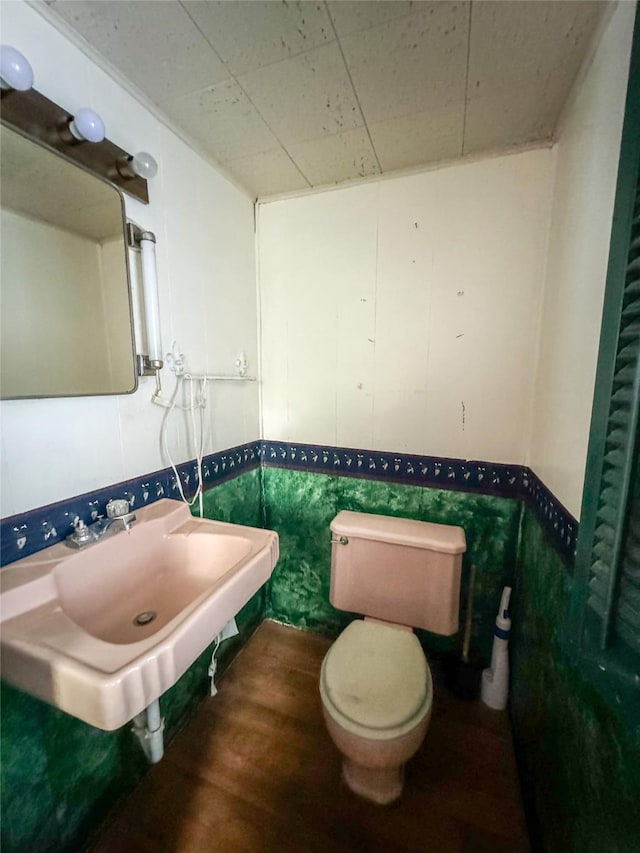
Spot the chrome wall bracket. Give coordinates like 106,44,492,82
126,223,154,250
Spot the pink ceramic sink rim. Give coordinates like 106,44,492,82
0,499,279,730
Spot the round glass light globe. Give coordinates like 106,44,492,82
69,108,105,143
0,45,34,91
132,152,158,180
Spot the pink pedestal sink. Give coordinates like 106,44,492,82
0,499,279,730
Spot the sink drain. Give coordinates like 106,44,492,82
133,610,157,627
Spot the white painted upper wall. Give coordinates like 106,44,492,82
0,1,259,518
259,148,553,464
528,0,636,520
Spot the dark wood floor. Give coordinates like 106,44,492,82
93,621,530,853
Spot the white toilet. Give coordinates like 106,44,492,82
319,510,466,804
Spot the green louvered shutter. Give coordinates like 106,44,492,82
613,186,640,655
614,449,640,654
586,177,640,648
575,15,640,660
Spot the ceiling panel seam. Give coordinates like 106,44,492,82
461,1,474,158
328,0,427,39
179,0,340,79
178,0,311,186
324,1,382,175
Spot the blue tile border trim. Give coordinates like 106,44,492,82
0,439,577,567
260,441,578,561
261,440,527,498
0,441,261,567
522,467,578,563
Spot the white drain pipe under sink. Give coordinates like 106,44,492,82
131,619,238,763
132,699,165,763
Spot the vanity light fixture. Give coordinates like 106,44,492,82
0,45,34,91
127,223,163,377
1,68,149,201
140,231,162,367
117,151,158,180
67,107,105,143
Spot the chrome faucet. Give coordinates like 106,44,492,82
92,513,136,537
66,499,136,549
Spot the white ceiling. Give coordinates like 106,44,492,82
44,0,609,199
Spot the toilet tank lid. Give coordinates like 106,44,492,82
330,511,466,554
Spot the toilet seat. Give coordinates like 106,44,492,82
320,620,433,741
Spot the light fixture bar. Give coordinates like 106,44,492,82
0,87,149,203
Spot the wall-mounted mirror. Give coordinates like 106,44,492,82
0,123,137,399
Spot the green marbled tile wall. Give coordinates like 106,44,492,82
0,470,265,853
262,468,341,634
511,508,640,852
262,467,522,661
199,467,263,528
0,681,148,853
1,684,66,852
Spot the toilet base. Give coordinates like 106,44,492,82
342,757,404,805
322,704,431,806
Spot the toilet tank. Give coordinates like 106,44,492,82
330,511,466,635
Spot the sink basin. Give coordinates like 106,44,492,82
57,530,255,645
0,499,279,730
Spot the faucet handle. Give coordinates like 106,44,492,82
106,499,131,519
65,518,94,548
75,519,92,539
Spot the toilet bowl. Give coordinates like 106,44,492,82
320,618,433,804
320,511,466,804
